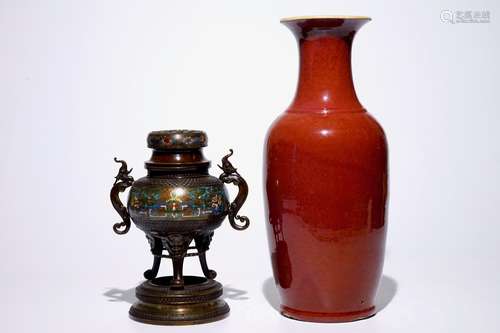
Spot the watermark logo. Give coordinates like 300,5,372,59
441,10,490,24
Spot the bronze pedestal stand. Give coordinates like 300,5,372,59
130,276,229,325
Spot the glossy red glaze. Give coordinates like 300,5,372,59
264,17,388,322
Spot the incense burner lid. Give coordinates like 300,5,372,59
147,130,208,150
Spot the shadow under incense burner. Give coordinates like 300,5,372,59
110,130,249,325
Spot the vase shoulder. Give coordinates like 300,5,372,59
266,110,387,151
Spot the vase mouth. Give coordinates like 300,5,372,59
280,15,371,22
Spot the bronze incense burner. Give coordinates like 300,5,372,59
110,130,249,325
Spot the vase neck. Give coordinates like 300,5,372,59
282,17,370,113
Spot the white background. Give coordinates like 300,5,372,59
1,0,499,332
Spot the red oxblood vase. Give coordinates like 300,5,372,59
264,16,388,322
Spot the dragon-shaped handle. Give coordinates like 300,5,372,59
218,149,250,231
110,157,134,235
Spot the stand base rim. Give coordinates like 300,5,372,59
129,309,229,326
281,305,376,323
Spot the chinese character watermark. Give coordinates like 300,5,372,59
441,10,490,24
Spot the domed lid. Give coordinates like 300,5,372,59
147,130,208,150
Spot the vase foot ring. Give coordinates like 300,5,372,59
281,305,376,323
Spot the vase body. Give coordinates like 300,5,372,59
264,17,388,322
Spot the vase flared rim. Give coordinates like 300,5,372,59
280,15,371,22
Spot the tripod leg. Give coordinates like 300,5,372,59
195,232,217,279
198,251,217,279
171,256,185,288
144,236,163,280
163,234,192,289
